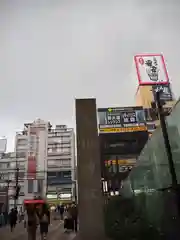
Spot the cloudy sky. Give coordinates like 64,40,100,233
0,0,180,151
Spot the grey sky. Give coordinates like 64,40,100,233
0,0,180,151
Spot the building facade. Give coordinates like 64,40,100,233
47,124,76,203
98,106,148,195
0,152,25,211
15,119,75,205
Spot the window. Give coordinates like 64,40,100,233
48,160,56,166
62,137,70,142
48,148,52,153
61,160,71,166
62,171,71,179
47,172,57,178
28,180,33,193
62,147,70,153
19,172,25,179
16,152,26,158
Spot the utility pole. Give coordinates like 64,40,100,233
5,179,11,212
155,90,180,216
14,160,20,208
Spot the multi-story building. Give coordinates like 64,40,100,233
47,125,76,203
98,106,148,195
0,152,25,211
15,119,76,205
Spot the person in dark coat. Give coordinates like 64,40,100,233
9,209,17,232
60,204,64,220
26,205,39,240
69,203,78,232
38,205,50,240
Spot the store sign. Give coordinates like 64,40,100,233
27,156,36,179
134,54,169,85
152,85,173,101
105,159,136,165
99,126,147,133
98,107,146,134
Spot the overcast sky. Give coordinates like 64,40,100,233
0,0,180,151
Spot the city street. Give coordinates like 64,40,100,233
1,220,76,240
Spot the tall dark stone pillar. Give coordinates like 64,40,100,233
75,98,106,240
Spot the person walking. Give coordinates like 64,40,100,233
9,209,17,232
70,203,78,233
26,205,39,240
60,204,64,220
38,205,50,240
64,206,73,233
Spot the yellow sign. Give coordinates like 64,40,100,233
100,126,147,133
105,159,136,166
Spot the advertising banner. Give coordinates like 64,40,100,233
134,54,169,85
27,156,36,179
152,84,173,101
98,106,147,134
104,158,136,173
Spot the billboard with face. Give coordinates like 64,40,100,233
134,54,169,85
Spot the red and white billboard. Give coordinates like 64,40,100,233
134,54,169,85
27,156,36,179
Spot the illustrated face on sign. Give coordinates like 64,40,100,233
134,54,169,85
145,57,159,82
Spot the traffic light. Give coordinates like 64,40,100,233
14,185,20,200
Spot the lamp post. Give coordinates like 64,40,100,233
155,90,180,216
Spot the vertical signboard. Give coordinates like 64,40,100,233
152,84,173,101
27,156,36,179
134,54,169,85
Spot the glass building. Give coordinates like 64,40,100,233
127,99,180,237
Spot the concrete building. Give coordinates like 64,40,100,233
0,152,25,211
47,124,76,203
135,84,176,133
15,119,76,204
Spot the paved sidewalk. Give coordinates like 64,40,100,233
1,220,63,240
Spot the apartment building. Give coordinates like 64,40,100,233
15,119,76,203
0,152,25,211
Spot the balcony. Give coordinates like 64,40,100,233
47,154,71,160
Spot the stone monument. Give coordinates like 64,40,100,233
75,98,106,240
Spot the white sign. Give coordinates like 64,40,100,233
134,54,169,85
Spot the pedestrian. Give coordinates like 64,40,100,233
9,209,17,232
64,206,73,233
38,204,50,240
69,203,78,232
60,204,64,220
26,205,39,240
